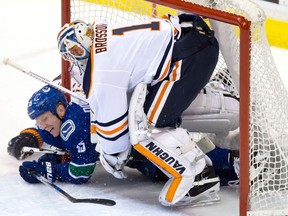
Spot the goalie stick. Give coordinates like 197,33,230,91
2,58,88,103
30,171,116,206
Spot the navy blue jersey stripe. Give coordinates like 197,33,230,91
83,56,92,98
153,37,173,80
91,110,128,127
97,128,129,141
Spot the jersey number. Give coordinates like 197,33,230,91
76,141,86,153
79,102,90,113
112,21,160,35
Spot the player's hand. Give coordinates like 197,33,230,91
19,154,58,184
96,143,129,179
7,128,43,160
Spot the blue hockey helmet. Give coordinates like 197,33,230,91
57,20,93,63
27,85,68,120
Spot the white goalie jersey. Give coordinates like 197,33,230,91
65,69,240,151
83,18,177,155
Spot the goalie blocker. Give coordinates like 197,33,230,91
129,83,220,206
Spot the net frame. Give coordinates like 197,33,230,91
60,1,288,215
60,0,250,214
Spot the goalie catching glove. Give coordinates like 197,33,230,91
7,128,43,160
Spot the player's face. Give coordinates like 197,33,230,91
35,111,62,137
68,44,84,57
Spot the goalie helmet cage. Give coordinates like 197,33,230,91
60,0,288,215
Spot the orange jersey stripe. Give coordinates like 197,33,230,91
170,61,179,81
95,119,128,136
161,15,178,36
148,81,170,124
90,124,97,134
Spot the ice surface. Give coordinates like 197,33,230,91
0,1,287,216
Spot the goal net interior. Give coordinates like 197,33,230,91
61,0,288,215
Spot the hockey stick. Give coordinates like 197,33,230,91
2,58,88,103
30,171,116,206
18,147,66,160
22,147,67,155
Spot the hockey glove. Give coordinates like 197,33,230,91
7,128,43,160
96,143,129,179
19,153,60,184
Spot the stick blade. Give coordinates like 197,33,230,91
73,198,116,206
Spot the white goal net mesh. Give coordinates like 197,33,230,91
67,0,288,215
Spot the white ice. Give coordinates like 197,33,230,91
0,1,287,216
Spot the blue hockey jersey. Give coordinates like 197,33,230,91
38,102,99,184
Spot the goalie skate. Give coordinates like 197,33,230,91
174,166,220,207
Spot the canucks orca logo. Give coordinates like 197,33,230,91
61,120,75,141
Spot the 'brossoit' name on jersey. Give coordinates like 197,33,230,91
83,18,176,155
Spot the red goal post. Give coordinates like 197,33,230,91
144,2,251,214
61,1,288,215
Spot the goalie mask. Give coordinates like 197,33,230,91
57,20,93,63
27,85,68,120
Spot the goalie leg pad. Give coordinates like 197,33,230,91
133,128,206,205
129,83,206,205
129,82,149,144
